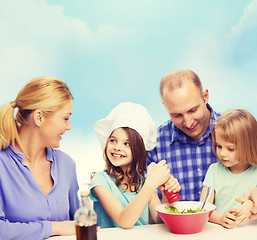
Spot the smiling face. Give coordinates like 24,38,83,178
40,99,72,148
162,81,211,142
214,132,250,173
106,128,133,171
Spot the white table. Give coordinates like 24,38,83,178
48,220,257,240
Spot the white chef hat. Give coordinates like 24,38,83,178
94,102,157,151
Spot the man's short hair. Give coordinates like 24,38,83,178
160,69,203,98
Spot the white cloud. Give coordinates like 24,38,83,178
60,130,105,187
224,0,257,71
1,1,257,187
0,0,139,103
227,0,257,41
176,1,257,118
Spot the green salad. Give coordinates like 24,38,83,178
165,206,206,214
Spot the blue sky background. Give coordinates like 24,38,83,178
1,0,257,185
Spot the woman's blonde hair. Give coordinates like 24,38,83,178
0,76,73,151
212,109,257,166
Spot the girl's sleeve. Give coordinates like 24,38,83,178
202,164,216,189
90,172,111,202
0,201,52,240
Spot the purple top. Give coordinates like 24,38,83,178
0,145,79,240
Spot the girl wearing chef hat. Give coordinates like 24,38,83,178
90,102,181,229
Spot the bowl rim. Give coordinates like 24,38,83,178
156,201,216,215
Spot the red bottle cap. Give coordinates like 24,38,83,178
163,189,181,203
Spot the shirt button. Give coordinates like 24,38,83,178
197,168,201,172
199,191,201,195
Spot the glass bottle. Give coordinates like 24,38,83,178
74,190,97,240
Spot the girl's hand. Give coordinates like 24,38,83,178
220,209,238,229
160,175,181,193
146,160,170,189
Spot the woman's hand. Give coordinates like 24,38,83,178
51,220,76,236
241,188,257,220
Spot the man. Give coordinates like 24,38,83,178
147,69,220,201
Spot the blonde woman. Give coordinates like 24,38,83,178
0,77,79,239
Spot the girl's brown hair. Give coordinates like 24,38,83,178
103,127,146,192
0,76,73,151
212,109,257,166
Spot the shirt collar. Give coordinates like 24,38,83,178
8,144,25,162
171,103,214,145
7,144,54,163
46,148,54,163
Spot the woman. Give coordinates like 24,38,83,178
0,77,79,239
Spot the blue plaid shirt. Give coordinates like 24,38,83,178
147,104,220,201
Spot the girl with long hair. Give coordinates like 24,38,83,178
91,102,181,229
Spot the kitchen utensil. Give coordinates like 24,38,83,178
201,186,213,210
163,188,180,203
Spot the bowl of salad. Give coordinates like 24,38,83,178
156,201,215,234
